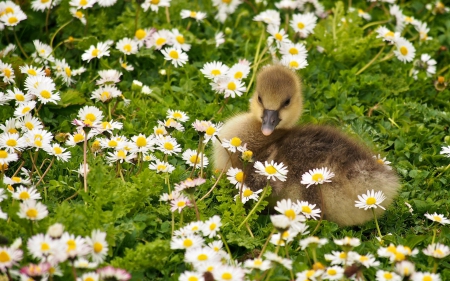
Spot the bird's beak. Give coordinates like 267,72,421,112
261,109,280,136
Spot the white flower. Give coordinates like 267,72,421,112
226,167,245,185
0,149,19,165
18,199,48,221
116,37,139,55
81,42,111,62
171,28,191,51
161,47,188,68
334,236,361,247
424,212,450,225
0,132,26,153
170,234,204,250
355,189,387,210
180,9,207,21
274,199,305,223
253,9,281,26
280,54,308,70
0,9,27,27
423,243,450,259
300,167,334,188
376,270,402,281
0,246,23,272
0,60,15,84
299,236,328,250
185,246,221,266
266,25,290,47
296,200,321,220
221,137,245,153
264,251,292,270
322,265,344,280
182,149,209,168
234,185,263,204
212,264,246,281
96,69,122,85
290,12,317,38
201,61,229,80
212,76,247,98
86,230,108,264
149,159,175,173
201,215,222,238
254,160,288,182
179,271,205,281
167,109,189,122
243,257,272,271
215,32,225,47
155,135,182,155
373,154,392,169
394,37,415,63
12,186,41,201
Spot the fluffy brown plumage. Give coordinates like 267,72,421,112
213,64,400,226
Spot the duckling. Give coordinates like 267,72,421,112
213,64,400,226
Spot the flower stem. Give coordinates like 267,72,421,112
50,19,73,48
135,1,140,32
259,229,276,258
35,157,55,188
431,226,437,245
238,182,270,229
356,44,386,75
45,0,53,36
83,136,88,192
372,208,383,242
219,231,233,263
190,194,200,221
432,260,438,273
13,27,28,59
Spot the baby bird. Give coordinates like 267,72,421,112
213,64,400,226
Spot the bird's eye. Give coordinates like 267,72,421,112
258,96,262,104
283,98,291,107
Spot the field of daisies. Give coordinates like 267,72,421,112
1,0,450,280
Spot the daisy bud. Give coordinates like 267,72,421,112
270,214,291,233
47,223,65,239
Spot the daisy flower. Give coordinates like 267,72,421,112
180,10,207,22
424,212,450,225
253,9,281,26
81,42,111,62
161,47,188,67
185,246,221,266
201,215,222,238
69,0,96,9
299,236,329,250
141,0,170,12
78,105,104,125
411,272,441,281
119,58,134,71
280,54,308,70
96,69,122,85
376,26,399,43
243,257,272,271
97,0,117,7
324,251,352,266
296,200,321,220
290,12,317,38
98,120,123,135
200,61,229,80
70,8,86,24
415,21,432,42
26,233,57,262
106,149,136,164
116,38,139,55
350,252,380,268
0,149,19,165
179,271,204,281
0,118,20,134
23,128,53,151
212,265,246,281
61,232,90,259
395,261,415,278
415,54,437,77
221,137,245,153
228,61,250,80
160,118,184,132
97,266,131,281
394,38,415,63
74,258,98,269
0,60,15,84
134,27,154,47
155,135,182,155
91,85,122,103
130,134,155,153
149,159,175,173
66,129,86,147
171,196,191,213
77,272,99,281
254,160,288,181
13,186,41,201
215,32,225,47
171,28,191,51
167,109,189,122
5,88,32,104
300,167,335,188
147,29,173,50
32,40,54,64
0,9,27,27
86,230,108,264
234,185,263,204
214,76,247,98
423,243,450,259
334,236,361,248
322,265,344,280
182,149,209,168
355,189,387,210
376,270,402,281
226,167,245,185
274,198,305,222
264,251,292,270
373,154,392,169
0,246,23,272
279,42,308,58
33,79,60,105
170,234,204,250
18,199,48,221
19,64,45,77
0,132,26,152
266,25,290,47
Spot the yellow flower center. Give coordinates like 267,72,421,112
5,7,14,13
53,147,63,154
91,48,99,57
19,191,30,199
211,69,221,76
101,91,111,101
0,251,11,263
235,171,244,183
360,255,369,261
205,126,215,135
23,121,34,130
8,128,18,133
136,136,147,147
306,270,315,277
75,11,83,18
265,165,277,174
312,173,324,182
395,252,405,261
183,238,193,247
230,137,241,147
188,277,198,281
74,133,84,143
400,46,408,56
289,61,299,68
65,67,71,77
209,223,216,231
173,112,182,119
26,208,38,218
156,38,166,46
254,259,262,266
67,239,76,251
227,81,236,91
93,242,103,253
41,90,51,99
423,276,432,281
22,107,31,114
387,245,397,253
284,209,296,220
302,205,312,213
117,150,126,159
434,249,443,256
190,11,197,18
123,44,132,53
297,22,305,29
198,254,208,261
383,272,393,279
233,71,243,79
164,142,174,150
433,216,442,222
189,155,200,164
79,0,87,5
155,128,165,135
328,269,337,276
385,31,394,38
0,150,8,158
169,50,179,59
222,273,232,280
28,69,37,76
289,48,298,55
12,176,21,183
243,189,253,197
107,140,117,147
151,0,159,4
85,278,95,281
366,197,376,205
41,242,50,251
8,17,17,24
176,35,185,44
6,139,17,147
274,33,283,41
34,140,42,147
135,29,146,40
339,252,347,259
157,164,167,171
